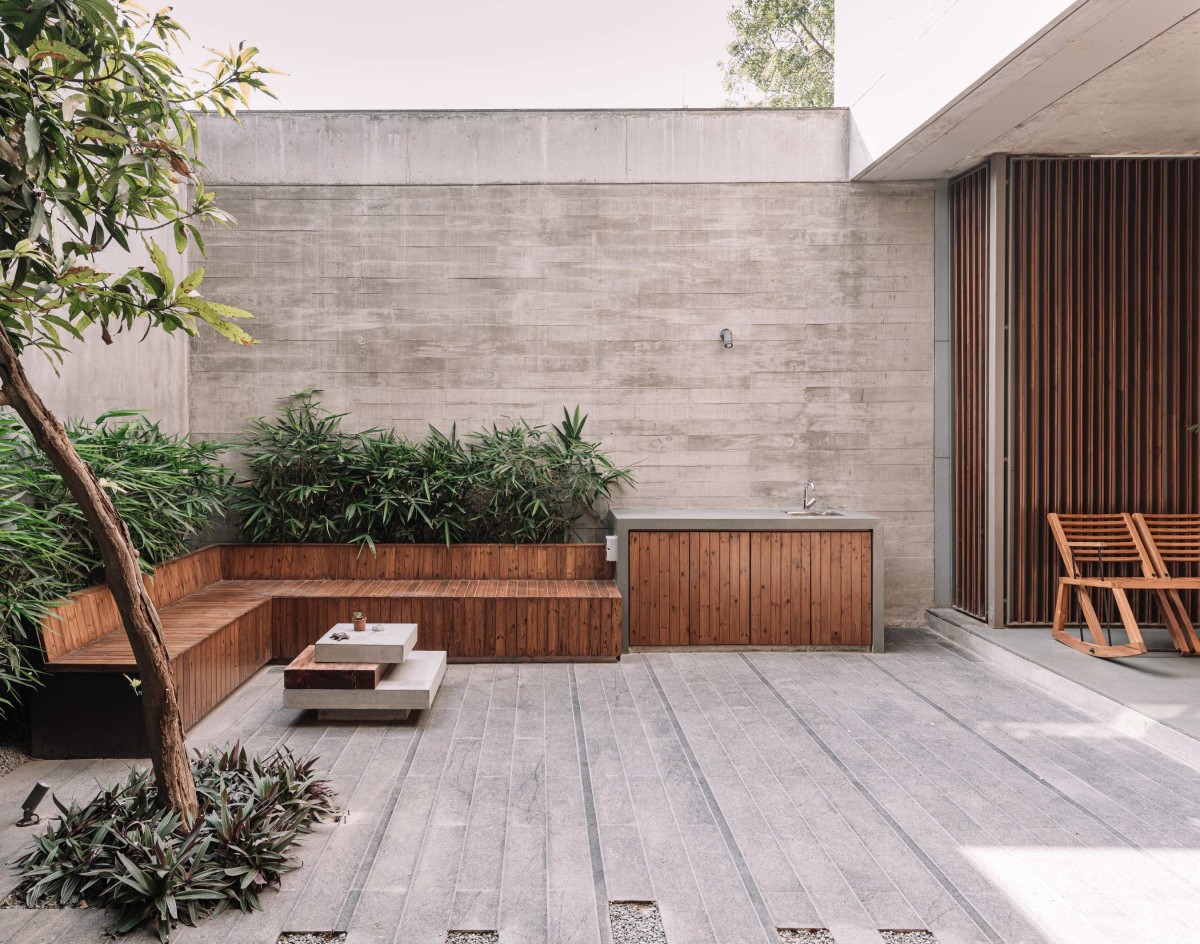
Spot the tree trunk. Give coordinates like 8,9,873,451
0,333,198,820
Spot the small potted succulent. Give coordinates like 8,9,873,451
352,611,366,632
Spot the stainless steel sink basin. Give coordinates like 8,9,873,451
783,509,844,517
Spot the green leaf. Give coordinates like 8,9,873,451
174,220,187,253
144,239,174,294
177,267,204,295
27,39,89,65
23,113,40,160
74,127,132,147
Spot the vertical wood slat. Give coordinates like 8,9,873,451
949,163,990,620
1008,157,1200,624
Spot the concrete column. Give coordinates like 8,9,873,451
985,154,1008,627
933,180,952,606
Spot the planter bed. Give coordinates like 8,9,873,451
32,543,620,758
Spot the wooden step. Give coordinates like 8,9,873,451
284,645,386,690
283,650,447,712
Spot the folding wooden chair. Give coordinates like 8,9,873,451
1045,512,1196,658
1133,513,1200,656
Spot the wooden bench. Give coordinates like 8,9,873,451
33,543,620,757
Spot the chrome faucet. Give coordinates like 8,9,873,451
803,481,817,509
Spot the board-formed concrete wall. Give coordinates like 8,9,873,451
189,111,935,625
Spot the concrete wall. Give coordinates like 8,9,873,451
188,112,935,625
20,239,190,434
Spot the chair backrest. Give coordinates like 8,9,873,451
1045,513,1156,578
1133,513,1200,577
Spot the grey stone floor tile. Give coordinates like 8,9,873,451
449,888,500,932
497,821,548,944
452,775,508,920
515,663,546,741
596,820,654,901
392,823,467,944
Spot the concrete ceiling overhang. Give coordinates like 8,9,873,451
854,0,1200,180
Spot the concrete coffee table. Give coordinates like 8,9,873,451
283,621,445,721
314,623,417,663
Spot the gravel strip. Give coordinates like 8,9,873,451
881,933,936,943
610,901,666,944
779,930,836,944
445,934,498,944
277,934,347,944
0,739,29,778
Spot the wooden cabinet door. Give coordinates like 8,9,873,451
750,531,871,647
629,531,750,646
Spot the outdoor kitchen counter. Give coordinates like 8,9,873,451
607,508,884,653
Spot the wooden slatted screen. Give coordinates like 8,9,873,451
1008,157,1200,624
950,164,990,619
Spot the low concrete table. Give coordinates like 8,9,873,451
314,623,417,663
284,621,445,721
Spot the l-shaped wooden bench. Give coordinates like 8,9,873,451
33,543,621,758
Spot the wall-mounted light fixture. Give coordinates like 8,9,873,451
720,329,733,348
17,782,49,827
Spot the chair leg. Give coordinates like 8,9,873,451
1168,589,1200,655
1052,584,1147,658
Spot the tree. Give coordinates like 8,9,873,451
722,0,834,108
0,1,274,819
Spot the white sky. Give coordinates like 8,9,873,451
167,0,739,109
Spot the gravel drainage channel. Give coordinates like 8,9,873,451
277,934,347,944
611,901,666,944
446,933,499,943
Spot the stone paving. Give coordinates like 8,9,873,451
2,628,1200,944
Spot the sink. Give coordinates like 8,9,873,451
783,509,844,517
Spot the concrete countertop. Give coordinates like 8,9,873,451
607,507,880,531
606,507,885,654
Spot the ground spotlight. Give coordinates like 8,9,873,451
17,782,49,827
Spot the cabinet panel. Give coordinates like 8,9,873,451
629,531,749,646
630,529,870,648
750,531,871,647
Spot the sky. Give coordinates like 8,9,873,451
167,0,740,110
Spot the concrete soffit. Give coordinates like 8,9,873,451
852,0,1200,181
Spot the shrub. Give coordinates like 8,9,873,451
13,743,337,942
1,411,232,586
0,411,231,716
234,393,634,546
0,490,86,713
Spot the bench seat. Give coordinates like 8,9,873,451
46,582,271,671
33,544,621,758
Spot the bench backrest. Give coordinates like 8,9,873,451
1045,513,1156,578
220,543,613,581
40,543,612,660
40,545,224,661
1134,513,1200,576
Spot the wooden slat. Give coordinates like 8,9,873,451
950,163,989,619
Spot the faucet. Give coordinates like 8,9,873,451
803,481,817,509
